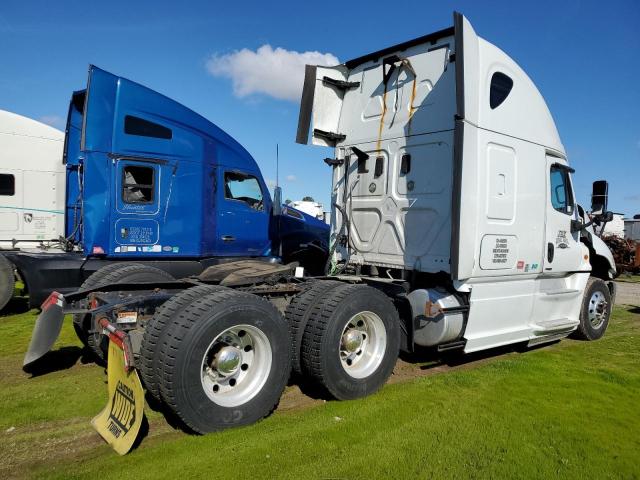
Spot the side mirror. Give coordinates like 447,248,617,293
601,211,613,222
591,180,608,215
272,186,282,216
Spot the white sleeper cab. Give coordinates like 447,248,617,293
0,110,65,249
296,12,616,353
0,110,65,310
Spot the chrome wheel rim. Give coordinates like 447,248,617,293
587,290,608,329
339,311,387,379
201,324,272,407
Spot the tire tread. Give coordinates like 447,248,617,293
157,289,289,433
284,280,343,374
139,284,226,401
300,283,361,384
75,263,173,361
573,277,612,341
0,254,15,312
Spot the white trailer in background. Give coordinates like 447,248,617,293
602,213,625,238
0,110,65,309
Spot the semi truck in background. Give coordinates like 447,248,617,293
290,198,327,222
1,67,329,316
0,110,66,310
23,13,616,455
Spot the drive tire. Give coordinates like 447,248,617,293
158,289,290,434
73,263,132,346
284,279,343,375
300,283,400,400
572,277,612,341
74,263,174,361
139,284,227,402
0,254,15,313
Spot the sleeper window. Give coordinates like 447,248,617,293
124,115,172,140
550,166,574,215
122,166,154,204
489,72,513,109
0,174,15,196
224,172,263,210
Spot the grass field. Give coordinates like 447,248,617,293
1,296,639,479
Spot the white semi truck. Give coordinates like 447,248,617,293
23,12,616,454
0,110,65,309
295,12,617,352
291,199,327,222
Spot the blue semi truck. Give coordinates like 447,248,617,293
1,66,329,313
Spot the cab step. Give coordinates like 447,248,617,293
437,339,467,352
540,288,581,296
527,331,571,347
532,318,579,334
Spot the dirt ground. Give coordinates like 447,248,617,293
615,280,640,306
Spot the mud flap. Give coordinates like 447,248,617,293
92,335,145,455
23,292,65,369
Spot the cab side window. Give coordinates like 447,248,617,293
550,165,574,215
122,165,154,204
0,174,15,196
224,172,263,211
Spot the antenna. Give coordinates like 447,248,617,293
276,143,279,187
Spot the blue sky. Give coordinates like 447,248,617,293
1,0,638,215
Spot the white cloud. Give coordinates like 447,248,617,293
286,174,297,182
39,115,65,128
206,45,339,102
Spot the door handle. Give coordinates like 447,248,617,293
547,242,554,263
221,235,235,242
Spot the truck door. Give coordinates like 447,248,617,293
215,169,270,256
543,158,582,273
112,158,167,253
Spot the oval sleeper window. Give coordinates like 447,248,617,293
489,72,513,109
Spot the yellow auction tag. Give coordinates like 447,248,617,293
92,337,145,455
